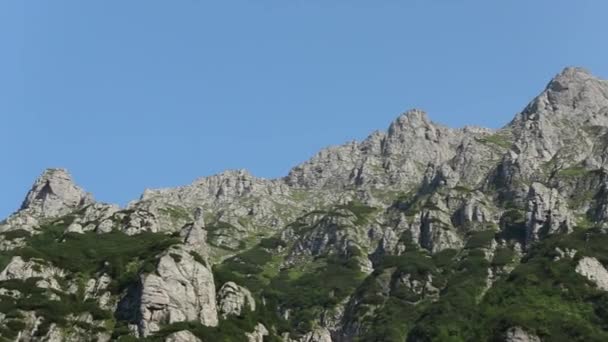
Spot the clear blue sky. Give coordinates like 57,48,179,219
1,1,607,218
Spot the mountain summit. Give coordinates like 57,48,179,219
20,168,93,218
2,67,608,341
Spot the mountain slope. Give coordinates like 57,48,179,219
1,67,608,341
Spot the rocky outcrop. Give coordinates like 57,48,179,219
525,182,573,245
245,323,269,342
503,67,608,183
575,257,608,291
165,330,202,342
20,168,93,218
503,326,541,342
137,247,218,336
419,208,464,252
138,170,295,226
217,282,255,318
286,109,471,190
66,202,120,234
288,327,332,342
0,256,64,290
83,273,114,311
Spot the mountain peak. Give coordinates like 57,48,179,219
20,168,93,218
400,108,429,121
387,109,432,135
546,66,594,92
511,66,608,129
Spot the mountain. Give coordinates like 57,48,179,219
1,67,608,341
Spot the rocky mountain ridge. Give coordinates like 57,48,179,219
1,67,608,341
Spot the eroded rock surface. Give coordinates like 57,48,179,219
20,168,93,218
576,257,608,291
2,67,608,341
137,247,218,336
217,282,255,318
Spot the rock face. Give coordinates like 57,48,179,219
525,182,573,245
137,248,218,336
503,326,541,342
3,67,608,341
245,323,268,342
165,330,202,342
217,282,255,318
285,109,469,190
0,256,65,290
291,327,333,342
20,168,93,218
575,257,608,291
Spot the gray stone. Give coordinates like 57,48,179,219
217,282,256,319
137,247,218,336
165,330,202,342
20,168,93,218
575,257,608,291
503,326,541,342
245,323,268,342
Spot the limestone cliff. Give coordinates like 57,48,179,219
1,67,608,341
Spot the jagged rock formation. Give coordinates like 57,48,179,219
136,247,218,337
20,168,93,218
575,256,608,291
217,281,256,318
164,330,201,342
503,327,541,342
1,67,608,341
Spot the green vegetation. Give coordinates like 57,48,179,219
465,230,497,249
398,194,431,217
473,229,608,341
13,222,179,293
491,247,516,266
355,242,486,341
575,214,595,230
189,251,207,265
0,217,180,336
3,187,608,342
158,205,191,222
267,254,365,333
360,296,427,342
213,229,366,337
569,190,596,210
476,134,512,149
379,250,436,279
0,254,12,272
406,248,490,341
0,229,31,241
150,308,259,342
557,166,590,178
205,221,245,251
0,277,112,332
335,201,378,225
258,237,287,249
169,253,183,263
394,228,608,341
499,208,527,243
452,185,473,193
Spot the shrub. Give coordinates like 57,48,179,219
259,237,287,249
16,225,178,289
465,230,496,249
336,201,378,225
169,253,182,263
492,247,515,266
189,251,207,265
1,229,31,241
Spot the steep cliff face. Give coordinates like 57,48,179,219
1,67,608,341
